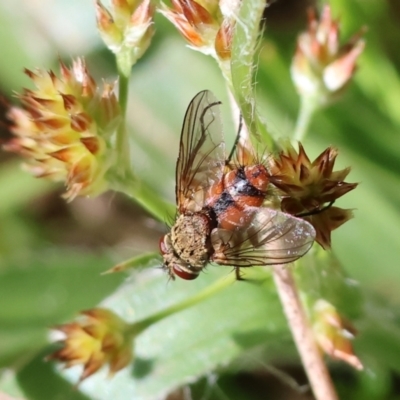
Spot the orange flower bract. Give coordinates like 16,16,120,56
159,0,235,60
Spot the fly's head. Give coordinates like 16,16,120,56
159,233,198,280
159,213,212,280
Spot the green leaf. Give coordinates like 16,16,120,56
62,267,291,400
0,369,25,399
17,348,90,400
0,250,125,368
52,264,400,399
356,294,400,373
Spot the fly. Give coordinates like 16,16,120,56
159,90,316,280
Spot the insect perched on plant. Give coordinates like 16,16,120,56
159,90,316,280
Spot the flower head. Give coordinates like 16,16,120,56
159,0,236,60
291,5,365,104
95,0,155,70
269,143,357,249
312,299,363,370
49,308,133,382
5,58,120,200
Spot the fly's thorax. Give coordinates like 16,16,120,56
170,213,213,268
225,165,269,194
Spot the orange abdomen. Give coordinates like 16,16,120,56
209,165,270,230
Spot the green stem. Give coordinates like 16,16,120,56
128,273,236,336
113,59,172,219
217,58,233,93
116,72,131,175
110,175,175,222
293,97,318,143
103,252,160,274
229,0,275,148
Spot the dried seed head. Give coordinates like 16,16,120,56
269,143,357,249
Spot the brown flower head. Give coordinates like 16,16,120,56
159,0,236,60
95,0,155,66
291,5,365,104
269,143,357,249
49,308,133,382
5,58,120,200
312,299,363,370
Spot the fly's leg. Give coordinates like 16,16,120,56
226,114,243,166
296,200,335,218
235,266,245,281
159,262,176,281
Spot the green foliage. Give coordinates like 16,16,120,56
0,0,400,399
0,251,125,368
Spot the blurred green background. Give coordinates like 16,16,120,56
0,0,400,399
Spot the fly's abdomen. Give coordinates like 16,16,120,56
208,165,270,230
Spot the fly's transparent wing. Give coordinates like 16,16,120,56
176,90,226,213
211,208,315,266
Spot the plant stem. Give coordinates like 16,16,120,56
111,175,175,222
103,252,159,274
293,97,318,143
129,273,236,336
217,58,233,93
116,72,131,175
272,264,339,400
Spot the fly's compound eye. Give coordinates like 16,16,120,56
159,236,168,255
172,264,199,280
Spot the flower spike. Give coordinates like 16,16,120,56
159,0,236,61
95,0,155,73
291,5,365,104
5,58,120,201
312,299,363,370
49,308,133,382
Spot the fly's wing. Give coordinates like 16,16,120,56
211,208,316,266
176,90,225,213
